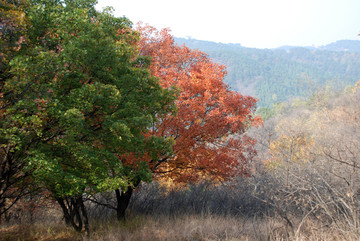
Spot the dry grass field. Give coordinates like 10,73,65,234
2,176,360,241
0,214,357,241
0,201,358,241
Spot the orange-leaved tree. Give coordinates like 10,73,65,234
111,24,261,219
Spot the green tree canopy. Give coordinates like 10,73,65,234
1,0,176,232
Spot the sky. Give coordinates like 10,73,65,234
95,0,360,49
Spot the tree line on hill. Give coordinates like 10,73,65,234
175,38,360,107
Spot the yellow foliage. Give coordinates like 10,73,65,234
265,134,315,170
353,80,360,93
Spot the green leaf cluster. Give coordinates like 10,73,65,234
2,0,176,199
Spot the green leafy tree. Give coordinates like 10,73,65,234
1,0,175,233
0,0,33,222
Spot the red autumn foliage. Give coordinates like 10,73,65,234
136,24,262,184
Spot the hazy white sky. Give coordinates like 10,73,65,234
96,0,360,49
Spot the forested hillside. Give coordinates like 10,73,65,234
175,38,360,107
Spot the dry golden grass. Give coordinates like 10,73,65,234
86,214,260,241
0,223,81,241
1,213,360,241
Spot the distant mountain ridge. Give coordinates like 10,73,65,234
175,38,360,107
318,40,360,52
278,40,360,53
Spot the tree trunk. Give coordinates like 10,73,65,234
80,197,90,236
56,197,74,227
56,196,89,235
115,181,140,221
